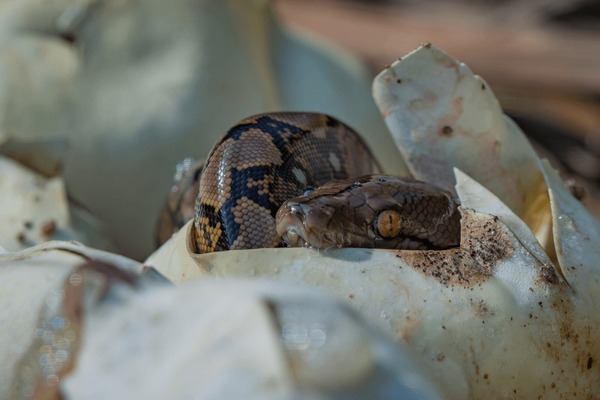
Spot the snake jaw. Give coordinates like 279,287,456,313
276,201,362,249
276,208,315,248
276,203,333,248
281,225,310,248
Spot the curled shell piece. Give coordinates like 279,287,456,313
372,43,600,287
541,159,600,294
372,44,552,250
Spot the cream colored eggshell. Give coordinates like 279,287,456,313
147,169,599,399
145,44,600,398
541,158,600,295
61,280,441,399
372,44,551,249
3,245,439,400
0,156,116,252
0,241,142,400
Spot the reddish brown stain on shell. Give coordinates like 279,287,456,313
539,263,561,285
470,299,492,318
13,262,139,399
441,126,453,136
40,220,57,237
533,288,599,398
16,232,26,243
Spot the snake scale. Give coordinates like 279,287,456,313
156,112,461,252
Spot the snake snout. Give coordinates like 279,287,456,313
276,202,310,247
276,199,346,248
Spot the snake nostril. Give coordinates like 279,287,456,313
289,203,304,216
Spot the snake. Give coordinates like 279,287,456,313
155,112,461,252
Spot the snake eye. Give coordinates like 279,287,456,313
374,209,402,239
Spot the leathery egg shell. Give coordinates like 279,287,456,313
1,245,441,399
148,45,600,398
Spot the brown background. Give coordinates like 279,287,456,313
276,0,600,217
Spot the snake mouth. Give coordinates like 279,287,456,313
276,212,314,248
276,205,340,249
276,205,362,249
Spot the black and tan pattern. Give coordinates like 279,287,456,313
193,112,381,253
156,112,461,253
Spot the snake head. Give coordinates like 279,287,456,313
276,175,461,250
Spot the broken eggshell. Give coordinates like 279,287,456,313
0,241,143,400
147,45,600,398
148,167,599,399
372,44,552,251
60,279,442,400
3,253,442,400
372,43,600,289
0,156,116,252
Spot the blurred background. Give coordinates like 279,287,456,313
276,0,600,217
1,0,598,258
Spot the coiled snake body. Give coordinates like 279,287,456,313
157,112,461,252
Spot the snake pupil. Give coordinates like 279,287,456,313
374,209,402,239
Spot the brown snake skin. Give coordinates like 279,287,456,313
277,175,461,250
155,112,461,252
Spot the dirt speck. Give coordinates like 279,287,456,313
16,232,26,243
40,220,57,237
539,263,560,284
565,179,586,201
471,299,492,318
441,125,453,136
